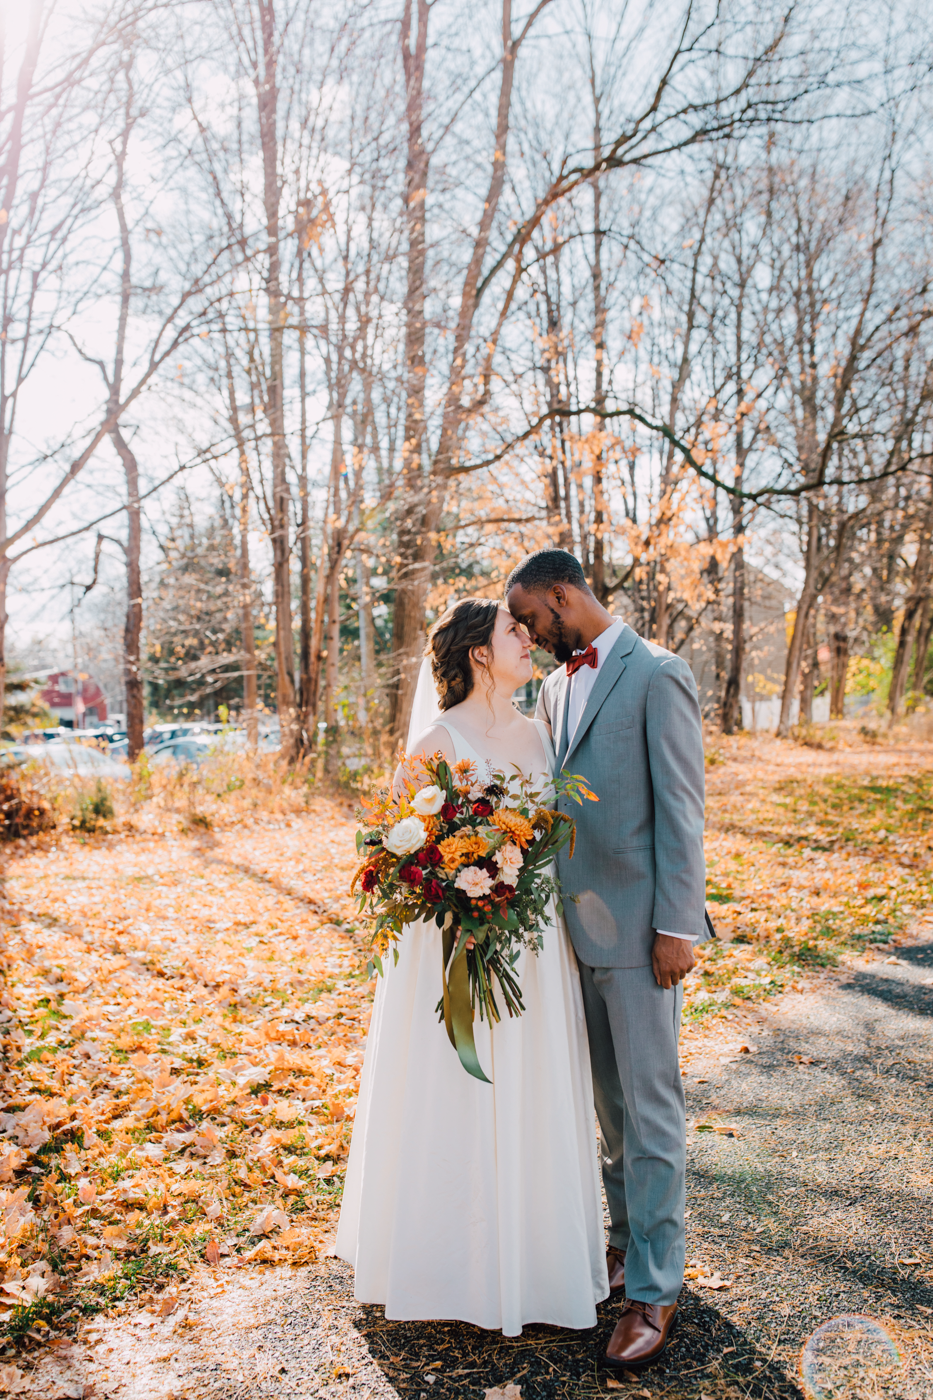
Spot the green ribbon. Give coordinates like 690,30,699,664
441,915,492,1084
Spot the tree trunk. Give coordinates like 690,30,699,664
721,505,746,734
799,607,816,724
388,0,431,742
355,542,376,741
111,428,144,759
829,627,849,719
257,0,297,759
778,504,820,736
389,0,530,747
0,557,8,731
589,96,607,602
912,596,932,696
296,236,313,752
888,498,933,720
238,468,259,750
222,325,258,748
108,83,144,761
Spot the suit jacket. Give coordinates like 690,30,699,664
536,624,707,969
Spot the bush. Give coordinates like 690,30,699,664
790,721,838,750
69,779,115,833
0,768,55,839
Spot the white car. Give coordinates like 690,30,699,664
6,741,130,781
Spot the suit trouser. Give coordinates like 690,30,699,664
577,961,686,1306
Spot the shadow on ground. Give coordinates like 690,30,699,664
349,1286,804,1399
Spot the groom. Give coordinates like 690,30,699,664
506,549,707,1370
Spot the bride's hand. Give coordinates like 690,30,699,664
465,934,475,951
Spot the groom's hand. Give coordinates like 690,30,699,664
651,933,696,989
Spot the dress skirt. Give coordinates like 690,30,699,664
335,906,609,1336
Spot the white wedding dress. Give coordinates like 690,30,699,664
335,716,608,1336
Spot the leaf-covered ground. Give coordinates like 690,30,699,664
0,797,365,1348
688,733,933,1021
0,729,931,1390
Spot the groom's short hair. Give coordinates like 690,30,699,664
506,549,590,596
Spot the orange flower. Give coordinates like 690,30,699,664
437,832,489,872
490,809,535,848
531,807,555,833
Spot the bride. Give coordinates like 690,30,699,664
335,597,608,1335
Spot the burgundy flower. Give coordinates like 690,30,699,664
361,867,379,893
493,881,515,902
472,799,494,817
440,801,459,822
422,877,445,904
481,858,499,879
399,862,423,886
416,843,441,867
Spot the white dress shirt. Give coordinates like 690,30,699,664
566,618,699,945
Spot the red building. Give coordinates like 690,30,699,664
40,672,109,729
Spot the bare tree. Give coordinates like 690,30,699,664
0,4,225,732
387,0,805,743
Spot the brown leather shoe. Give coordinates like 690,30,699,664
604,1299,678,1369
606,1246,626,1295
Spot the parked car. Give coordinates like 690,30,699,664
144,722,227,751
149,738,215,767
2,741,129,781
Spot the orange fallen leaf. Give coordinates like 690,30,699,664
204,1238,221,1268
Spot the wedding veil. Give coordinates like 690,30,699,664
406,656,442,750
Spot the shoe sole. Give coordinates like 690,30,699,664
602,1313,677,1371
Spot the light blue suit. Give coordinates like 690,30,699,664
536,624,707,1305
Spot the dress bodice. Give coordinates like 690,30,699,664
433,716,555,789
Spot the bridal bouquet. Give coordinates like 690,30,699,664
352,752,597,1082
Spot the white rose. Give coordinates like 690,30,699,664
384,815,427,857
412,784,445,816
455,866,494,898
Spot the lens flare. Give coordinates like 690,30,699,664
800,1315,901,1398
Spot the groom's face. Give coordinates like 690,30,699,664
507,584,579,665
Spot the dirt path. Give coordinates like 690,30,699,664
18,928,931,1400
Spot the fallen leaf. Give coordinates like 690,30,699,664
484,1387,521,1400
901,1257,922,1265
696,1272,731,1290
0,1364,26,1393
204,1238,221,1268
157,1294,178,1318
249,1203,289,1236
77,1178,97,1206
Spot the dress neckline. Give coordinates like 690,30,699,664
435,714,553,780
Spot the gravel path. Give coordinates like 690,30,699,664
21,935,933,1400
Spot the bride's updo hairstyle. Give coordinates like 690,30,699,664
426,597,499,712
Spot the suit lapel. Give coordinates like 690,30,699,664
562,625,637,770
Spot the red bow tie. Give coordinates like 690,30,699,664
566,644,598,677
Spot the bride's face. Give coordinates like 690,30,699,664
473,608,533,693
